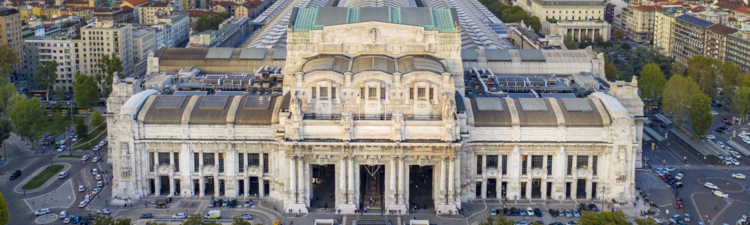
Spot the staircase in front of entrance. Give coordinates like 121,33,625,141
362,174,383,211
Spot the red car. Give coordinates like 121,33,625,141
725,121,734,125
674,201,682,209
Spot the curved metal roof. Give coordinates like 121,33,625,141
351,55,396,74
397,55,446,74
301,55,351,73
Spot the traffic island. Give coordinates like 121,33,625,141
24,180,77,212
22,165,64,190
34,213,59,224
14,163,71,194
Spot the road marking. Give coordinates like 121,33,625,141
661,165,750,170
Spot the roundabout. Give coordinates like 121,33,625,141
34,213,59,224
697,177,744,193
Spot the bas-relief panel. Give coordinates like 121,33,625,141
565,128,605,142
320,23,426,45
143,125,182,139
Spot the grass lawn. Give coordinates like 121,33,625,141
74,133,106,151
22,165,64,190
72,123,107,148
36,115,85,138
57,154,83,158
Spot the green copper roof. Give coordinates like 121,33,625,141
292,7,456,33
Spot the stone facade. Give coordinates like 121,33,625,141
107,7,641,216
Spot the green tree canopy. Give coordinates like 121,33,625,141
633,217,659,225
662,75,701,126
95,53,124,99
564,34,577,49
689,93,712,138
732,85,750,123
34,60,59,101
195,12,230,32
638,63,667,101
686,55,720,96
232,216,253,225
594,34,604,45
625,47,673,81
578,211,630,225
0,79,18,115
7,96,44,148
73,73,100,110
524,16,542,33
479,215,516,225
74,116,88,141
91,109,103,126
0,191,8,225
605,63,618,81
0,117,11,155
54,86,65,101
0,45,19,79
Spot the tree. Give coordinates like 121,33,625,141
0,45,19,79
54,86,65,101
638,63,667,101
232,216,252,225
75,117,88,141
613,30,624,42
689,93,712,138
605,63,618,81
183,214,207,225
73,73,100,110
91,109,103,126
633,217,659,225
686,55,720,96
625,46,673,80
92,215,115,225
621,42,631,50
524,16,542,33
34,60,59,101
564,34,577,49
0,117,11,158
732,85,750,123
578,211,630,225
0,79,18,115
662,75,701,126
196,12,230,32
114,218,132,225
7,96,44,150
602,40,613,48
594,34,604,46
718,61,744,104
96,53,124,99
0,192,8,225
479,215,516,225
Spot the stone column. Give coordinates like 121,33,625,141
245,178,250,197
448,157,455,203
526,154,532,199
541,155,548,200
199,176,205,196
348,155,354,203
481,155,487,199
289,156,297,203
571,155,577,199
340,157,347,201
298,156,305,203
259,153,264,197
390,157,397,198
440,157,447,203
259,179,265,197
214,153,220,196
586,155,593,199
169,152,175,196
398,156,405,204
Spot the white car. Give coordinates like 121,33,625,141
684,213,690,222
34,208,50,216
718,142,726,148
705,182,718,189
81,155,89,161
63,216,73,223
172,213,187,219
59,210,67,219
97,181,103,187
732,152,741,159
707,135,716,140
713,190,729,198
78,185,85,192
57,147,65,152
92,145,100,151
96,174,102,180
79,199,88,207
91,168,98,175
675,173,683,180
92,188,101,195
733,158,740,165
527,207,534,216
58,171,69,179
733,173,746,179
665,166,675,171
711,111,719,116
99,208,111,215
92,157,100,163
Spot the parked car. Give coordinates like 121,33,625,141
533,208,542,217
573,209,581,218
9,170,21,180
245,200,252,207
78,185,85,192
34,208,51,216
209,200,216,208
588,204,599,212
97,181,103,187
684,213,690,222
675,173,683,180
526,207,534,216
96,174,102,180
140,213,153,218
549,209,558,217
172,213,187,219
92,157,100,163
707,135,716,140
92,188,101,195
725,121,734,125
718,142,726,148
565,209,573,218
91,168,98,175
490,208,497,216
60,210,67,219
63,216,74,224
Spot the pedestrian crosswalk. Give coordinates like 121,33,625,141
663,165,750,170
5,152,38,161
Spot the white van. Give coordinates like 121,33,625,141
204,210,221,219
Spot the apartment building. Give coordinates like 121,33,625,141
132,28,154,77
672,14,715,61
654,10,680,56
154,12,188,47
140,2,174,25
727,31,750,71
623,5,663,43
93,7,128,23
0,8,24,76
121,0,151,23
75,20,133,77
23,37,76,91
704,24,738,62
